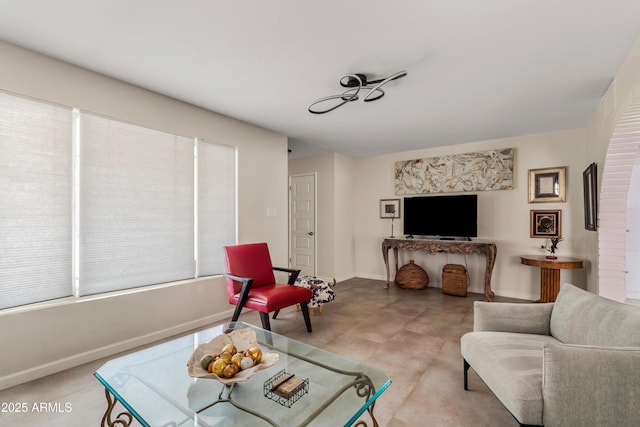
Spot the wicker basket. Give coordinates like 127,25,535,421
442,264,468,296
395,260,429,290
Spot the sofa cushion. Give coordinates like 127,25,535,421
550,283,640,346
474,300,554,334
461,331,558,426
542,342,640,427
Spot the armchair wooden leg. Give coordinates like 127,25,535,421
231,303,244,323
299,301,312,333
259,312,271,331
463,359,470,390
230,277,252,325
272,309,280,319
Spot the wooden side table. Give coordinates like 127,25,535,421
520,255,584,302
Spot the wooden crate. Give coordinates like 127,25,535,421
442,264,468,296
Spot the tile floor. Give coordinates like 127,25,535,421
0,278,522,426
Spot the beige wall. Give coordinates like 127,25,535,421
0,41,289,390
334,153,356,280
291,130,588,300
353,130,588,300
289,153,356,281
289,154,334,277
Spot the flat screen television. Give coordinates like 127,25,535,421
403,194,477,239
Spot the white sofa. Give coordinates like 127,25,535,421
461,283,640,426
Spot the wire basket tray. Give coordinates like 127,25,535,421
263,370,309,408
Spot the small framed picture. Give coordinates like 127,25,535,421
530,210,562,238
583,162,598,231
380,199,400,219
528,167,566,203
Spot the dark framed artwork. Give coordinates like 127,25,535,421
583,162,598,231
380,199,400,219
530,210,562,238
528,167,566,203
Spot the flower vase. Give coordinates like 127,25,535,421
545,255,558,260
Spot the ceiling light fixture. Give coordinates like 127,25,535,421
308,70,407,114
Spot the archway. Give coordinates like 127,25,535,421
598,95,640,302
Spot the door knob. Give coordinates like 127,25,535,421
308,232,314,236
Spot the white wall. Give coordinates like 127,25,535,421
334,153,356,280
292,130,589,301
353,130,587,300
626,157,640,299
0,41,289,390
289,154,335,278
288,153,356,281
585,35,640,296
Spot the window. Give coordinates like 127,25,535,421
0,93,73,309
79,113,196,295
197,140,236,276
0,92,236,309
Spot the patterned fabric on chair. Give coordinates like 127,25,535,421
294,276,336,314
223,243,313,332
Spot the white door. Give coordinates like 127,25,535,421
289,174,316,276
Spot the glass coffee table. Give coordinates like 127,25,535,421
94,322,391,426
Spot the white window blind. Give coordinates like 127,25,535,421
197,140,236,276
0,93,73,309
79,114,195,295
2,91,236,309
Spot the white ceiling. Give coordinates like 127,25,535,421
1,1,639,158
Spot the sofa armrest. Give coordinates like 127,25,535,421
542,342,640,427
473,301,553,334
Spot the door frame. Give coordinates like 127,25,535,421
288,173,318,276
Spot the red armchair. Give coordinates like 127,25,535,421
223,243,313,332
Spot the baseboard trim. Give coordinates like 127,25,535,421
0,309,235,391
333,274,354,283
355,273,386,281
353,274,536,300
305,274,354,284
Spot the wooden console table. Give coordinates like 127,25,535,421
382,238,498,301
520,255,584,302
